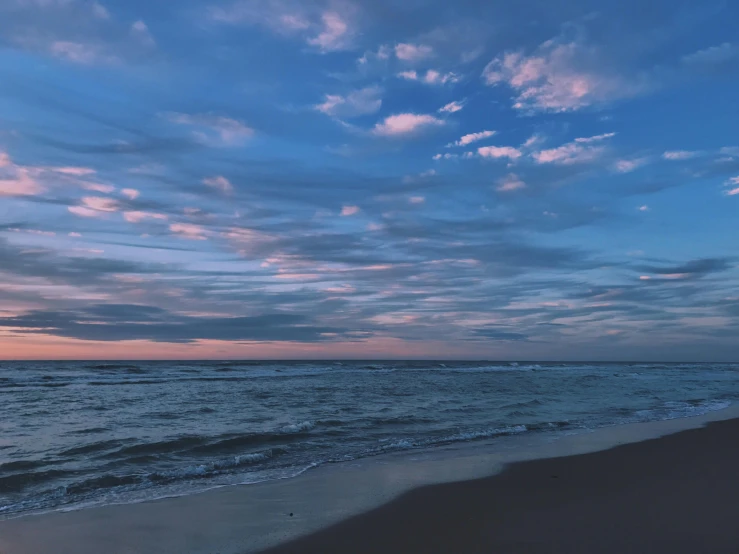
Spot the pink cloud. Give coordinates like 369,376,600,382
49,41,119,65
496,174,526,192
81,196,120,212
532,134,615,165
341,205,360,216
83,183,116,193
397,70,418,80
398,69,458,85
395,43,433,62
51,167,96,176
68,206,100,218
372,113,444,137
0,167,44,197
574,133,616,143
449,130,496,147
409,196,425,204
209,2,355,52
170,223,208,240
0,151,46,196
439,100,465,114
662,150,697,160
477,146,522,160
614,157,649,173
315,86,382,118
165,112,254,146
307,11,351,52
725,176,739,196
123,211,167,223
482,40,644,112
203,176,233,194
121,188,139,200
68,196,121,217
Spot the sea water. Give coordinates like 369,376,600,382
1,360,737,517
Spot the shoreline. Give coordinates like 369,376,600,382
261,410,739,554
1,405,738,553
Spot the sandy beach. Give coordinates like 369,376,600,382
262,416,739,554
1,408,738,554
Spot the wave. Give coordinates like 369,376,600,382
60,439,132,457
0,469,73,494
87,364,145,372
105,436,210,458
104,422,316,460
0,460,49,473
501,399,544,410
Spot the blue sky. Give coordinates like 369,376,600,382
0,0,737,360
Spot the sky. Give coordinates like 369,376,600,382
0,0,737,361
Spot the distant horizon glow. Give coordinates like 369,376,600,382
0,0,738,361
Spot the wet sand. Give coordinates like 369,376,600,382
2,411,738,554
260,417,739,554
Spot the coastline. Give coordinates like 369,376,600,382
1,404,738,554
262,411,739,554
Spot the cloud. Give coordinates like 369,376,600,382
638,205,650,212
482,40,644,112
448,130,496,147
50,166,96,176
0,304,342,343
123,211,168,223
683,43,739,73
341,205,360,216
409,196,425,204
496,174,526,192
477,146,522,160
357,44,391,65
169,222,208,240
131,20,155,47
398,69,459,85
439,100,465,114
0,155,44,197
48,40,119,65
121,188,139,200
372,113,444,137
211,2,355,52
307,11,350,52
315,86,382,118
532,134,614,165
209,0,309,30
395,43,433,62
203,175,234,194
165,113,254,146
83,183,116,193
574,133,616,143
637,258,732,280
433,153,458,161
663,150,697,160
470,327,527,341
725,176,739,196
0,0,155,66
423,70,459,85
614,157,649,173
68,196,121,217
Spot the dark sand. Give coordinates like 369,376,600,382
260,417,739,554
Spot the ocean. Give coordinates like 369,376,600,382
1,360,737,518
